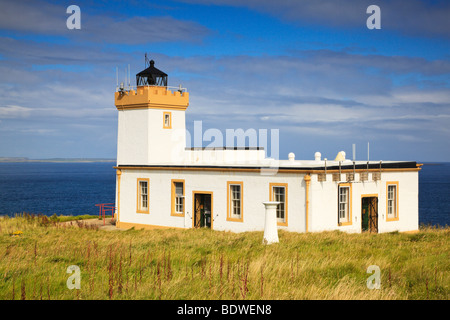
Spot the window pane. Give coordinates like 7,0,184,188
139,181,148,210
165,114,170,127
175,182,183,196
387,185,397,217
338,187,349,222
173,182,184,214
142,195,148,209
175,196,184,213
140,181,147,194
273,186,285,222
177,198,183,212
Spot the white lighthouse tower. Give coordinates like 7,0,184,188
115,58,189,166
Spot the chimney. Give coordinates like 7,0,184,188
315,152,321,161
288,152,295,162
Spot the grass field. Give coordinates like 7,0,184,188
0,214,448,300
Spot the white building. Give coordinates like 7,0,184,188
114,59,421,234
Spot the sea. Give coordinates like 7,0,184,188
0,162,449,227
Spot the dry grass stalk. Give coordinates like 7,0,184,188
260,263,265,298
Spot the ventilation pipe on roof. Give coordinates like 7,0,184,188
288,152,295,162
335,151,346,161
315,152,321,161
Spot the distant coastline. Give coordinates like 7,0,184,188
0,157,448,164
420,162,448,166
0,157,116,163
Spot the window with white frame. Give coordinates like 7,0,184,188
174,181,184,214
137,179,149,213
387,184,397,219
338,185,350,224
230,184,242,219
272,186,286,224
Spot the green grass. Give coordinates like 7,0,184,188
0,214,448,300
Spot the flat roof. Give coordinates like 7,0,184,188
116,160,419,171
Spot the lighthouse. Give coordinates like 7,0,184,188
115,58,189,165
113,56,420,234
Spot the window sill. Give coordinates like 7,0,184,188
386,217,399,222
171,212,185,217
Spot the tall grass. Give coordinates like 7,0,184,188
0,214,448,300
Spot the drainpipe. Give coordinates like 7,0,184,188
116,169,122,228
304,174,311,233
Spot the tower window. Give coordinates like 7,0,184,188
163,112,172,129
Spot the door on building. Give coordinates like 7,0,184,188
193,192,212,229
361,196,378,233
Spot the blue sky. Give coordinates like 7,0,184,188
0,0,449,161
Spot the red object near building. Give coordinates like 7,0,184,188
95,203,115,225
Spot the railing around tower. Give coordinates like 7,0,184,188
116,84,187,93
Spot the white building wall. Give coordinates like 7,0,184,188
116,168,419,234
117,169,307,233
377,171,419,233
309,171,419,233
117,109,186,165
184,149,266,165
117,109,149,165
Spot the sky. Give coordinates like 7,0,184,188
0,0,449,162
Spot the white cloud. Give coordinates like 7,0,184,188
0,20,448,160
19,128,57,135
0,1,210,45
0,105,32,119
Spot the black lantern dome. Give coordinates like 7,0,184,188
136,56,168,87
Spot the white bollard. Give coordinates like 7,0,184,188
262,201,280,244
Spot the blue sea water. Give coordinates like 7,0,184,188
0,162,116,217
418,163,450,227
0,162,449,227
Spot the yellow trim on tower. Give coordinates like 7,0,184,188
114,86,189,111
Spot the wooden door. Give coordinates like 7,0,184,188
368,197,378,233
194,194,202,228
